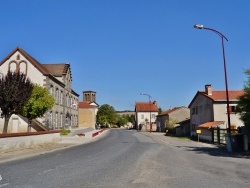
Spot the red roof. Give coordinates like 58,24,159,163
200,90,244,101
189,90,244,108
135,102,158,112
78,101,96,109
198,121,224,129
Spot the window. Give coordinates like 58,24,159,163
9,61,17,72
152,114,156,119
60,90,63,105
49,85,54,95
19,61,27,75
55,112,58,129
55,88,59,104
192,107,195,115
141,114,144,119
228,106,236,113
195,106,198,114
49,111,53,129
65,94,68,106
60,113,63,128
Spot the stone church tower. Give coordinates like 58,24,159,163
83,91,96,103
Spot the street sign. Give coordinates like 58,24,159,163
196,129,201,134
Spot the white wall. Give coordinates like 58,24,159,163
137,112,158,125
0,115,37,133
0,133,60,153
0,51,46,86
213,104,244,128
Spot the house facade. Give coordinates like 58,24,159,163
189,84,244,141
135,101,158,131
0,47,79,133
78,91,99,129
156,106,190,135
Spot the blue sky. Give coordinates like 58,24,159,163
0,0,249,111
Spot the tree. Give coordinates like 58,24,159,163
237,69,250,134
22,84,55,131
158,107,163,115
97,104,117,127
165,118,178,134
0,71,33,133
117,116,128,127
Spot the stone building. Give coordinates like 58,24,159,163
0,47,79,133
78,91,99,129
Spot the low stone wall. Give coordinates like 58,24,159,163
0,131,61,153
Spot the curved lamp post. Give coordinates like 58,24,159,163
194,24,231,135
140,93,152,133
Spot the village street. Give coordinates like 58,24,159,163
0,129,250,188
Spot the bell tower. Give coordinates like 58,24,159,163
83,91,96,103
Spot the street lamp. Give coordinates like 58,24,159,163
194,24,231,135
140,93,152,133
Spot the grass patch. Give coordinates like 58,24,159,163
60,129,71,135
167,135,190,140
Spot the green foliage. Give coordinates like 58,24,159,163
117,116,128,127
116,113,135,127
237,69,250,133
0,71,33,133
97,104,117,127
22,84,55,120
127,114,135,124
165,118,178,134
60,129,71,135
158,107,163,115
111,125,119,128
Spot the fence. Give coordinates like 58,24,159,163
211,127,238,145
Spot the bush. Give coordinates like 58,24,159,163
111,125,119,128
60,129,71,135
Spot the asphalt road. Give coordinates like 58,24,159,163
0,129,250,188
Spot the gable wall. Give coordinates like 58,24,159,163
189,94,214,135
0,51,46,86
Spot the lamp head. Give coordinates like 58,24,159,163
194,24,204,29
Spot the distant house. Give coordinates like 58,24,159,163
0,47,79,133
188,84,244,141
156,106,190,136
78,91,99,129
135,101,158,131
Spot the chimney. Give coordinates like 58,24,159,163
153,101,157,106
205,84,212,95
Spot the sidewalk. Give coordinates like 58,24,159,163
142,131,250,159
0,128,108,164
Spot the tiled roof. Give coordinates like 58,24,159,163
198,121,224,129
42,64,68,76
200,90,244,101
189,89,244,108
158,107,182,116
78,101,96,109
135,102,158,112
